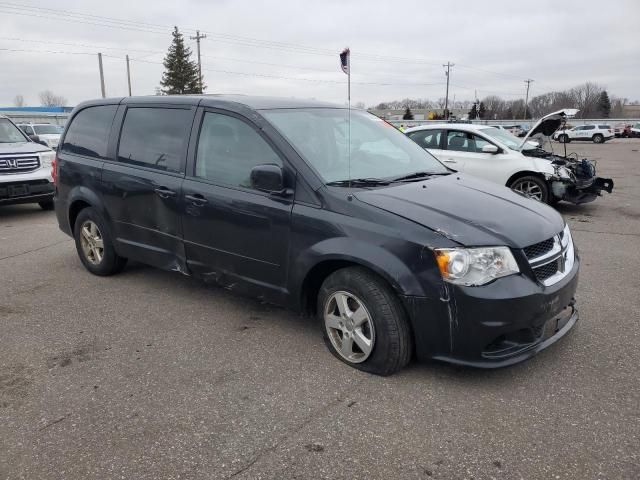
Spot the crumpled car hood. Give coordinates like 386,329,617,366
519,108,579,151
354,174,564,248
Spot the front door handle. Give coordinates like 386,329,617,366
185,193,208,206
154,187,177,199
443,159,457,163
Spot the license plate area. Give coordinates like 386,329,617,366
8,184,29,197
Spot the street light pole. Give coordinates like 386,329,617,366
97,52,106,98
443,62,454,120
524,78,534,119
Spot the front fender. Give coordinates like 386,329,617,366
289,237,429,303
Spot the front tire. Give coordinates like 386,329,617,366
592,134,604,143
73,207,127,276
318,267,412,376
509,175,549,203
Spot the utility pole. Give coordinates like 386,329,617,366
443,62,454,120
97,52,106,98
126,54,132,96
524,78,534,119
190,30,207,93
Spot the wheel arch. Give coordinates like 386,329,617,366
66,186,110,231
505,170,548,188
293,240,427,316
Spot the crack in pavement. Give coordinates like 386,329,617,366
225,392,352,479
0,239,71,262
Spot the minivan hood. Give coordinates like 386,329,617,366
518,108,579,151
0,142,51,154
354,174,564,248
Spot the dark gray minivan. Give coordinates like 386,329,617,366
55,95,579,375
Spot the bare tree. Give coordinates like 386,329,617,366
354,101,366,109
39,90,67,107
13,95,25,107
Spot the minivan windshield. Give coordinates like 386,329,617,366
34,124,62,135
262,108,448,183
0,118,28,143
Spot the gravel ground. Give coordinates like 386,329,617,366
1,139,639,480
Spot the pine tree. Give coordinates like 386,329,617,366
160,27,204,95
478,102,486,119
402,107,414,120
598,90,611,118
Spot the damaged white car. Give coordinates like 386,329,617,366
405,109,614,205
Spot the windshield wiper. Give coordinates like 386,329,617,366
390,171,450,182
326,177,391,187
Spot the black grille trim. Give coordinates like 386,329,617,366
0,156,40,173
523,237,555,260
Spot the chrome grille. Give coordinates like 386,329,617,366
0,156,40,173
523,238,555,260
524,226,575,287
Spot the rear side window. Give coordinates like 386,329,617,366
599,125,610,129
408,129,442,149
62,105,117,158
195,112,281,188
583,125,595,130
117,107,192,173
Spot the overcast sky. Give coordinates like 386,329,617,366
0,0,638,107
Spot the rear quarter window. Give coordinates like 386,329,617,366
598,125,610,129
61,105,118,159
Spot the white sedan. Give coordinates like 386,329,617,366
404,109,613,205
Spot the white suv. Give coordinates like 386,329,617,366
552,124,614,143
1,115,56,210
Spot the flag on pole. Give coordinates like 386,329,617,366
339,48,350,74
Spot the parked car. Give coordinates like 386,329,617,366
405,109,613,205
613,123,632,138
0,115,55,209
55,95,580,375
17,123,63,149
490,125,523,137
552,124,614,143
630,122,640,138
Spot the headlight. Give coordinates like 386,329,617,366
434,246,519,286
39,151,55,166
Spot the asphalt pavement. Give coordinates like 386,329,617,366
1,139,639,479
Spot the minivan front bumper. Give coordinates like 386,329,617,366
401,256,580,368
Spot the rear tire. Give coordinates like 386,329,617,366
592,134,603,143
509,175,549,203
38,200,54,210
318,267,412,376
73,207,127,276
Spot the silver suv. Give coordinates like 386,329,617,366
1,115,56,210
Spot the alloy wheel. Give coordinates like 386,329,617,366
512,180,543,201
79,220,105,265
324,291,375,364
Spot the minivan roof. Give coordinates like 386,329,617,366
77,94,344,111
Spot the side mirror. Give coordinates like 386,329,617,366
250,164,287,194
482,144,499,154
29,134,47,147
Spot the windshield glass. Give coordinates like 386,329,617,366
34,124,62,135
480,127,533,151
0,118,28,143
262,108,448,182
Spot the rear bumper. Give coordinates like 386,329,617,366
0,179,54,205
401,257,580,368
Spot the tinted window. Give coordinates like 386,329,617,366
408,129,442,149
195,112,282,188
62,105,117,158
599,125,610,129
118,107,191,173
583,125,595,130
